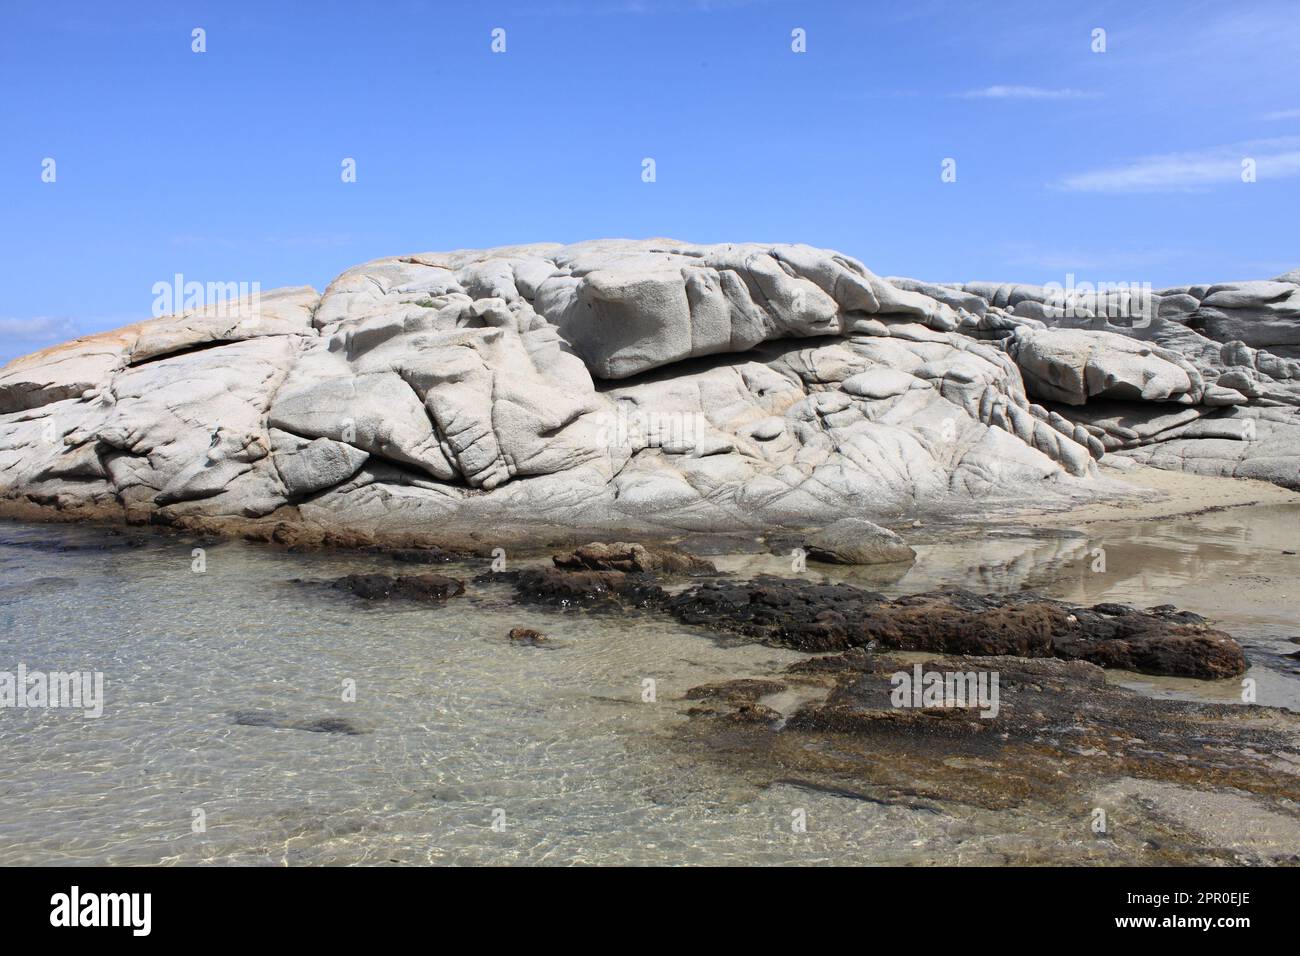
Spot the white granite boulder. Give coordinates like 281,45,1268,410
804,518,916,565
3,241,1296,539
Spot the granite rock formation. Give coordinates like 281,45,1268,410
2,240,1297,540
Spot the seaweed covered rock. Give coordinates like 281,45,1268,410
667,578,1246,678
330,572,465,602
678,649,1300,864
488,567,667,609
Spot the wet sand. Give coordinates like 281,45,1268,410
1029,462,1300,527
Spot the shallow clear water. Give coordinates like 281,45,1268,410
1,506,1297,865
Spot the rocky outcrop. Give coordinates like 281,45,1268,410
487,567,668,609
2,240,1297,541
923,271,1300,488
679,650,1300,864
1007,327,1206,406
666,578,1246,678
552,541,715,575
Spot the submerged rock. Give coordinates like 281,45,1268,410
232,710,367,735
381,547,462,565
330,572,465,602
667,578,1245,678
488,567,667,609
507,626,549,646
803,518,915,566
684,678,786,703
678,649,1300,863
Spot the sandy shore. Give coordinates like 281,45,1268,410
1026,462,1300,528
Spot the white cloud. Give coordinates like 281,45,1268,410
0,316,79,342
1262,108,1300,120
1057,137,1300,193
959,85,1096,100
0,317,81,365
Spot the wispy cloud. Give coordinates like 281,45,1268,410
959,85,1097,101
0,316,80,342
1262,108,1300,120
0,317,81,365
1056,137,1300,193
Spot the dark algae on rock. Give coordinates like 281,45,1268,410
667,577,1246,678
483,568,668,609
676,649,1300,864
330,573,466,602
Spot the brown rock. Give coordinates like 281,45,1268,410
507,627,548,646
680,649,1300,866
667,578,1246,679
552,541,715,575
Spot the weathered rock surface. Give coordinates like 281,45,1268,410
1008,327,1205,406
929,272,1300,488
803,518,916,565
552,541,715,575
666,577,1246,678
2,240,1297,540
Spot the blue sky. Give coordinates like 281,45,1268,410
2,0,1298,362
